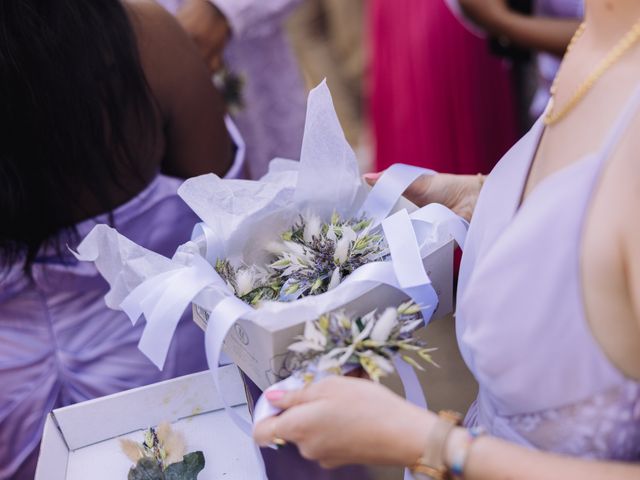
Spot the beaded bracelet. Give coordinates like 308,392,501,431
449,426,486,477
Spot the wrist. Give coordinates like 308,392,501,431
392,407,438,466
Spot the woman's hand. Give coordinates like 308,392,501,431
177,0,231,72
253,376,436,469
364,172,483,221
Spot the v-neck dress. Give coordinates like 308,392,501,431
457,90,640,459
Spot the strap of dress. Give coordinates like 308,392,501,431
598,84,640,162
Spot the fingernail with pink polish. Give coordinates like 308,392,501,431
363,172,382,181
265,390,285,402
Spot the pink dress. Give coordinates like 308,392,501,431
370,0,518,174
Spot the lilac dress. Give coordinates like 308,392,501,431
0,176,208,479
457,89,640,458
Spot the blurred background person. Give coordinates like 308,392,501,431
0,1,234,478
287,0,366,151
370,0,519,176
161,0,308,179
458,0,584,118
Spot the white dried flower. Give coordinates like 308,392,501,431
286,302,434,382
326,224,338,242
341,225,357,244
327,268,342,290
235,268,256,297
333,236,350,265
303,214,322,244
370,307,398,343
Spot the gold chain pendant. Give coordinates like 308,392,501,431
545,19,640,126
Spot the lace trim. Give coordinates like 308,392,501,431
505,381,640,460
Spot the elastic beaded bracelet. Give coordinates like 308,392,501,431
449,426,486,477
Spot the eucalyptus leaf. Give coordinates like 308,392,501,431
164,451,205,480
128,458,164,480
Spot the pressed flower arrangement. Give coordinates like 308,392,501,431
120,423,205,480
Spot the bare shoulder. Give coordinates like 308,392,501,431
125,0,181,42
123,0,210,117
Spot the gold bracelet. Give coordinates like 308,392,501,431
411,410,463,480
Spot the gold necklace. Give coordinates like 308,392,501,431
545,20,640,126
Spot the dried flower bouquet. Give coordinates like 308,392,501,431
215,212,388,306
285,302,438,383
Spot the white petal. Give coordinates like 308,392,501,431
341,226,357,244
361,351,395,374
327,268,342,290
337,345,356,365
354,316,376,343
284,241,306,257
304,321,327,348
235,269,256,296
326,225,338,242
370,307,398,343
303,214,322,243
334,237,350,265
317,355,342,372
400,318,424,334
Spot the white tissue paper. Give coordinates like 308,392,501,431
76,80,464,392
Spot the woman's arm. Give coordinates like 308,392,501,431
175,0,304,71
128,0,233,178
462,434,639,480
458,0,581,57
254,376,640,479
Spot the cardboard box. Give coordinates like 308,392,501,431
36,366,262,480
193,239,455,391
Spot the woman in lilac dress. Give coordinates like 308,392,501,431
0,1,232,478
255,0,640,477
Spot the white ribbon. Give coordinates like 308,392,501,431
120,254,222,370
191,222,220,264
204,296,254,435
358,164,435,226
383,209,439,322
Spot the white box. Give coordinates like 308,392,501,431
36,366,261,480
193,239,455,392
